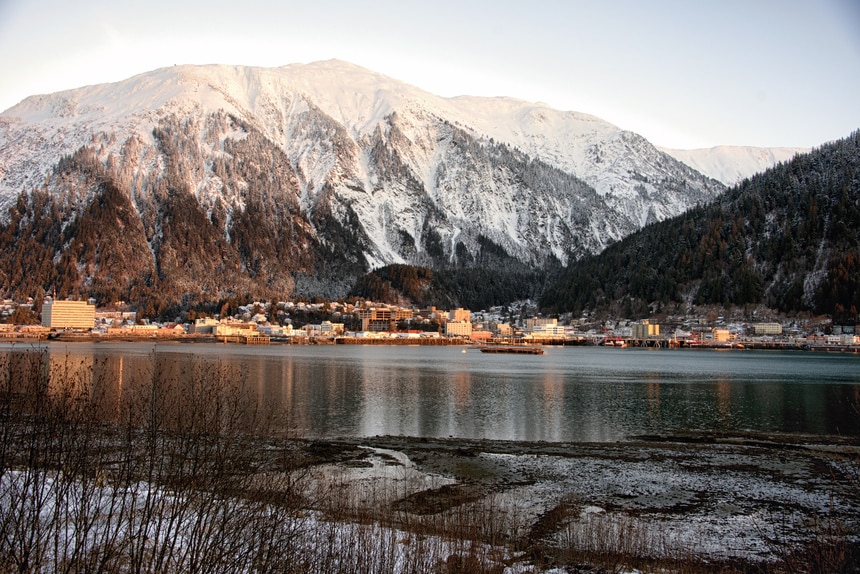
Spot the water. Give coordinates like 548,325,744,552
2,341,858,442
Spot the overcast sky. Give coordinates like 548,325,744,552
0,0,858,148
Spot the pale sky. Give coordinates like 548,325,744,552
0,0,858,148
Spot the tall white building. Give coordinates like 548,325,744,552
42,300,96,329
448,308,471,323
445,321,472,337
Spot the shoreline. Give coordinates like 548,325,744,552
301,430,860,566
3,331,859,353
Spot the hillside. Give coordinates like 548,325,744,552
540,131,860,321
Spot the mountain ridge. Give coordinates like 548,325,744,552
0,60,799,310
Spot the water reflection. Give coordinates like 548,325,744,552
2,343,858,442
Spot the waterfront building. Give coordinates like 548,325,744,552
712,328,731,343
528,323,566,338
41,300,96,330
470,330,493,342
356,307,413,331
632,320,660,339
214,322,258,338
320,321,345,335
525,317,557,331
357,308,392,331
445,321,472,337
492,322,512,336
189,317,219,334
753,323,783,336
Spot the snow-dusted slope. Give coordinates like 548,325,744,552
0,60,727,281
659,145,808,186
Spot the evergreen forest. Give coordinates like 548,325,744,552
540,131,860,321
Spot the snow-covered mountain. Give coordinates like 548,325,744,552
659,145,808,186
0,60,730,302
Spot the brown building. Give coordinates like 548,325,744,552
356,307,413,332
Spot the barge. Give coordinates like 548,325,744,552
480,346,545,355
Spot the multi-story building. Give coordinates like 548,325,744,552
356,308,392,331
448,308,471,323
492,322,513,336
753,323,783,336
525,317,557,331
528,323,566,338
356,307,413,331
41,300,96,330
445,321,472,337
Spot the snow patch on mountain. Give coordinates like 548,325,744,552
659,145,808,186
0,60,783,275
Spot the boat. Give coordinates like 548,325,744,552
480,346,544,355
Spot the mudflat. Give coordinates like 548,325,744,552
302,431,860,565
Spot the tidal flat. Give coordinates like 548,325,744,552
302,431,860,570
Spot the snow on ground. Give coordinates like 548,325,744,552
3,435,857,571
478,447,855,563
326,436,860,566
308,446,457,507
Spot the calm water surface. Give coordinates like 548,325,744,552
3,342,858,442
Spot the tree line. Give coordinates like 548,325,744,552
540,130,860,320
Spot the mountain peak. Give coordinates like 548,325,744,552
0,60,777,306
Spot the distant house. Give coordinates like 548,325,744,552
320,321,344,335
42,300,95,330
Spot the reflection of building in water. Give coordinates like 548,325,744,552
715,378,731,419
91,354,127,423
257,357,304,434
537,372,564,441
453,371,472,412
48,350,94,400
645,374,661,419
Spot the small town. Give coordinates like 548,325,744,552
2,297,858,352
